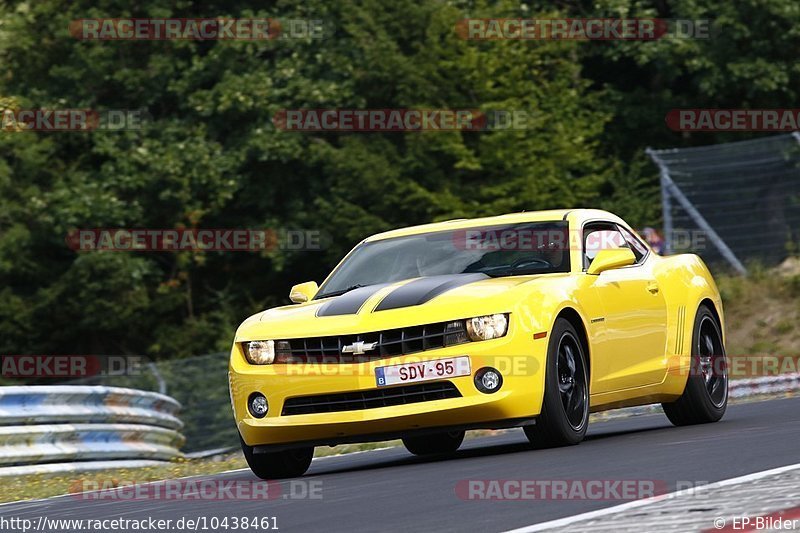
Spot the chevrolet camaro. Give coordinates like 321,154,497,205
229,209,727,479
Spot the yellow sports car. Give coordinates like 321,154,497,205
230,209,727,479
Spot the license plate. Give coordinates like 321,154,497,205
375,356,470,387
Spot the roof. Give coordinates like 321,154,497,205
364,208,623,242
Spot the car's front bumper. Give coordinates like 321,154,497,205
230,331,547,449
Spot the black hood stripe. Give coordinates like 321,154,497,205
316,283,391,317
373,274,489,312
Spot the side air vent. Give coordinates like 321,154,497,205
675,306,686,354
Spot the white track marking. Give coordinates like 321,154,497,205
503,462,800,532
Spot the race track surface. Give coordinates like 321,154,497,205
4,396,799,533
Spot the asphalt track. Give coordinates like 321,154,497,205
3,396,799,533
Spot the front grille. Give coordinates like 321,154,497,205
275,320,470,363
281,381,461,416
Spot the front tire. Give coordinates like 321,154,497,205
402,430,464,456
662,304,728,426
524,318,589,448
240,436,313,479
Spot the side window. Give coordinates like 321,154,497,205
583,223,627,269
617,225,648,263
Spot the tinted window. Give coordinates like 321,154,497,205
316,221,571,298
618,225,648,263
583,224,627,268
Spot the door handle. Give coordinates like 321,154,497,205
647,282,659,294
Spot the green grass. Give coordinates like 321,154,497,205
716,262,800,377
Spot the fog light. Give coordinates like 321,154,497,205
475,367,503,394
248,393,268,418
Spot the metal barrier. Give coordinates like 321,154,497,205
0,386,184,468
647,134,800,273
66,352,235,453
729,373,800,398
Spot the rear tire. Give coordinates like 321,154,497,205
524,318,589,448
662,304,728,426
402,430,464,456
240,436,313,479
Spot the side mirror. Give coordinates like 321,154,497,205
587,248,636,275
289,281,319,303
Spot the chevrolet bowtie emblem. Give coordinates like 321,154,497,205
342,341,378,355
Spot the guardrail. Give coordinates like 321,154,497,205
0,385,184,471
729,373,800,398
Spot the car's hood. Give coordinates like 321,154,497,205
235,273,568,340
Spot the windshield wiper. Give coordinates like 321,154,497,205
316,284,368,299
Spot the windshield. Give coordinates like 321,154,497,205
316,221,570,299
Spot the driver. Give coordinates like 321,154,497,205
537,240,564,267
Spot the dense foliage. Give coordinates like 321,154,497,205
1,0,797,357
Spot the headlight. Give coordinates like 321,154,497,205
244,340,275,364
466,314,509,341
